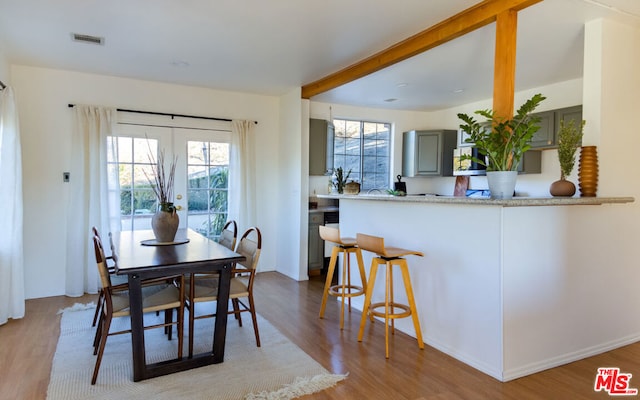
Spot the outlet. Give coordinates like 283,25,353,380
63,172,70,182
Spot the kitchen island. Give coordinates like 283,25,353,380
318,193,635,381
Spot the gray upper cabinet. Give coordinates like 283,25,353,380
530,105,583,149
529,110,555,148
309,119,334,176
402,129,457,177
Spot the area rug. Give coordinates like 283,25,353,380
47,305,346,400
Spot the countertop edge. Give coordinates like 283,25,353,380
316,194,635,207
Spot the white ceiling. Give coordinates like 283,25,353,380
0,0,639,111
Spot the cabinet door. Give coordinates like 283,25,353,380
555,105,583,146
309,119,331,176
308,214,324,271
416,132,441,175
529,111,555,149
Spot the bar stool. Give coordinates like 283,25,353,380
318,225,367,330
356,232,424,358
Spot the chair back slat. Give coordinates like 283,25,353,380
235,227,261,271
93,235,112,289
218,220,238,251
356,233,386,255
319,225,341,243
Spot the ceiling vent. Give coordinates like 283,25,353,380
71,33,104,45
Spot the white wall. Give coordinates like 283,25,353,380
11,65,280,298
0,48,9,84
275,89,308,281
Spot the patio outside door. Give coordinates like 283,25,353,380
113,122,231,240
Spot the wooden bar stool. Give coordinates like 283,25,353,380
318,225,367,330
356,232,424,358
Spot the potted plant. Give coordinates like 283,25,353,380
457,93,546,199
550,118,585,197
144,147,179,242
333,167,351,194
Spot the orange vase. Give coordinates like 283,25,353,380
578,146,598,197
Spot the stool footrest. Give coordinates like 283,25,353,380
328,285,364,298
369,302,412,319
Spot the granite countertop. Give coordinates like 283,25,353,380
316,194,635,207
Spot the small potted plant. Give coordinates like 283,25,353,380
333,167,351,194
550,118,585,197
457,93,546,199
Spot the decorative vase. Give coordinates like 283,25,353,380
549,176,576,197
578,146,598,197
152,203,179,242
486,171,517,199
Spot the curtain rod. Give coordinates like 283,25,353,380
67,104,257,124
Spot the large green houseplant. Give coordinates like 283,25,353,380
457,93,546,199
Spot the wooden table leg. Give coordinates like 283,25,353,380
128,274,146,382
212,263,232,362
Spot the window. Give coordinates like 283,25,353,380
186,141,230,239
332,119,391,191
107,120,232,241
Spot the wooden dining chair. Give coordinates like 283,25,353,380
218,220,238,250
91,227,127,327
185,227,262,354
91,234,185,385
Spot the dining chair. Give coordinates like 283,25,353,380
185,226,262,353
91,234,185,385
91,227,128,327
190,220,238,292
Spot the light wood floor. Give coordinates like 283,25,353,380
1,271,638,399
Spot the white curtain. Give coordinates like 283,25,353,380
229,120,256,232
65,105,119,296
0,86,25,325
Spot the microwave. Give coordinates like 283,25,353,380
453,147,487,176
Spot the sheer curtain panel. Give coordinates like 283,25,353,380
0,86,25,325
229,120,257,232
66,105,118,296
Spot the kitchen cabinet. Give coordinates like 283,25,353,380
308,213,324,272
309,118,334,176
529,105,583,149
516,150,542,174
402,129,457,177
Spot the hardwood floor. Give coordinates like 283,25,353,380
1,271,637,399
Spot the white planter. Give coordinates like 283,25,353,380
486,171,517,199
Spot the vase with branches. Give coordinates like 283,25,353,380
145,144,179,242
550,118,585,196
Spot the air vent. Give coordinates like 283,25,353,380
71,33,104,45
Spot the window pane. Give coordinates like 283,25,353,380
188,166,208,188
187,141,208,165
133,137,155,163
188,188,208,211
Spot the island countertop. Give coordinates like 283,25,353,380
317,193,634,207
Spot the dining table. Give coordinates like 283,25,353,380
112,228,246,382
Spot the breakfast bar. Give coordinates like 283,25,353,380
319,193,635,381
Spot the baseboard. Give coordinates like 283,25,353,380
502,333,640,381
423,335,505,381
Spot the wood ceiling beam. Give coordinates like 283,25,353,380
301,0,542,99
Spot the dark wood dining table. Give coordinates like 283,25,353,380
112,228,246,382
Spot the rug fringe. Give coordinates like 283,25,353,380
56,302,97,315
244,372,348,400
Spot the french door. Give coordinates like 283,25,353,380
111,123,231,240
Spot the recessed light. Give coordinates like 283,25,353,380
453,88,465,93
396,83,408,88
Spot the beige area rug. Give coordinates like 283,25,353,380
47,305,346,400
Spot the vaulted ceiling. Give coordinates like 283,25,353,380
0,0,638,111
